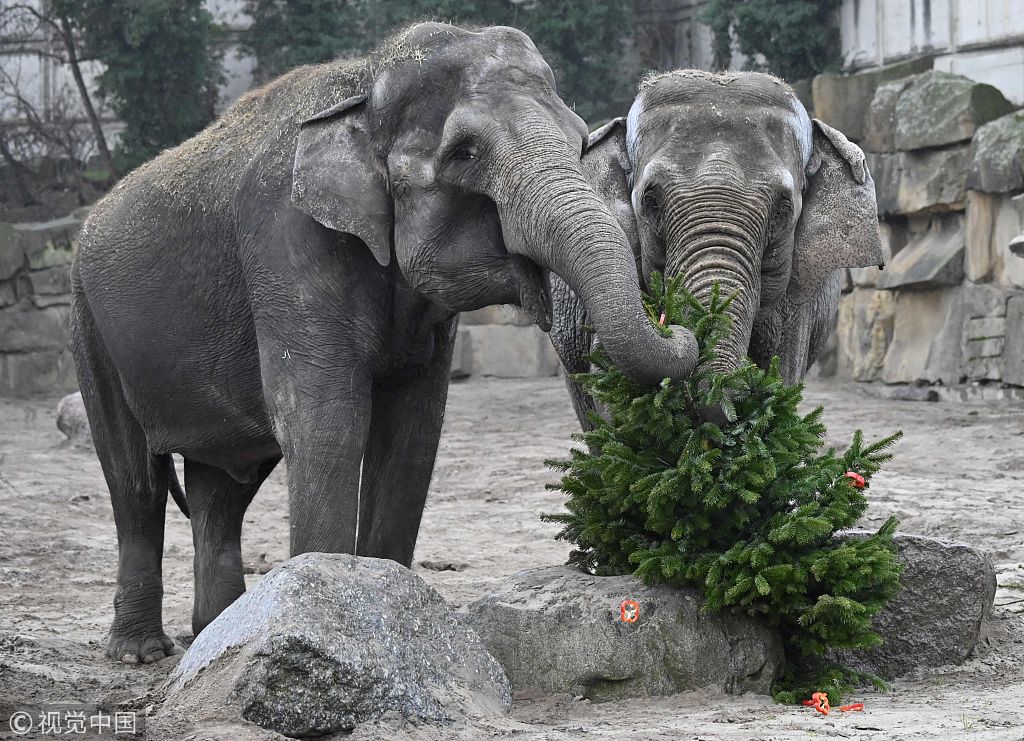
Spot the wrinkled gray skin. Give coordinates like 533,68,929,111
71,23,699,665
550,71,883,429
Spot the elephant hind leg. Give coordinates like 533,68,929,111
185,457,279,636
70,285,176,664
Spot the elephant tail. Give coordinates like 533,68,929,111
160,454,190,519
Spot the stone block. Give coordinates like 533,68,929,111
881,287,964,385
863,76,918,153
834,289,896,382
964,316,1006,339
834,531,995,680
162,554,510,738
449,326,473,379
460,305,532,326
963,282,1009,318
0,305,69,353
464,325,560,378
29,265,72,296
812,56,933,142
0,222,22,281
966,190,997,282
897,147,970,214
967,111,1024,193
1004,295,1024,386
969,192,1024,289
0,281,15,308
0,349,77,396
876,213,964,290
14,216,81,270
464,565,783,702
894,71,1015,151
870,147,970,216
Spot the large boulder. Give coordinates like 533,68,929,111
869,146,970,216
863,76,919,153
968,111,1024,194
812,57,933,142
894,71,1015,151
464,565,783,702
159,554,510,738
56,392,92,447
835,532,996,679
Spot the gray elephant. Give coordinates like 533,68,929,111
72,23,699,664
551,70,884,428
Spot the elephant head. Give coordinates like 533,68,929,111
290,23,697,385
584,70,882,378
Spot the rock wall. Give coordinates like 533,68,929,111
0,211,87,396
0,210,559,397
814,65,1024,390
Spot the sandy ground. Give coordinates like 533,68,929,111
2,377,1024,740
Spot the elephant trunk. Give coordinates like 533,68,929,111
663,183,770,374
493,135,698,385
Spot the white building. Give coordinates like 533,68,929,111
840,0,1024,104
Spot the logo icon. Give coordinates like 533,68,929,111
620,599,640,623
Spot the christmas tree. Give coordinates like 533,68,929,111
544,274,903,702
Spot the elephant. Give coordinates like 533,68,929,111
71,22,700,664
550,70,884,429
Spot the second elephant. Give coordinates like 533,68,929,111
551,70,884,429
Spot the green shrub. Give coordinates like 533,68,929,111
544,275,902,702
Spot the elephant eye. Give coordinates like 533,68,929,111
642,187,663,226
452,144,478,160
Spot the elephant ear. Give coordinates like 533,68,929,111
291,94,393,267
788,119,883,303
582,117,641,261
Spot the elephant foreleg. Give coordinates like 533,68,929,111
356,322,457,566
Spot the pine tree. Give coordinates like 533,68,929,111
544,274,903,703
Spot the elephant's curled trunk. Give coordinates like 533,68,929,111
664,188,769,375
498,154,698,386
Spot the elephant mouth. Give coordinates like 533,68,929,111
513,256,552,332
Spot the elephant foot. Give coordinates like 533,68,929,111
106,629,179,664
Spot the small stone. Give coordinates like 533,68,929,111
161,553,510,738
57,392,93,448
464,565,783,702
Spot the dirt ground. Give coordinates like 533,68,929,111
2,377,1024,740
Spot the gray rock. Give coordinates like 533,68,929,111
463,324,560,377
835,531,995,679
894,71,1015,151
1003,294,1024,386
876,212,964,290
863,76,918,153
0,349,77,397
0,304,69,353
449,325,472,380
967,111,1024,194
0,223,22,281
464,565,783,702
57,392,92,447
14,216,81,270
28,265,71,296
162,553,510,738
834,288,896,382
812,57,933,142
881,286,964,385
870,147,970,216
